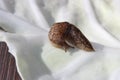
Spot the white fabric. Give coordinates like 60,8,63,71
0,0,120,80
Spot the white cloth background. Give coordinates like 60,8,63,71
0,0,120,80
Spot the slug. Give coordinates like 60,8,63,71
48,22,94,52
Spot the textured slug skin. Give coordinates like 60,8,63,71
48,22,94,52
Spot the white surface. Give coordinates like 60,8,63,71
0,0,120,80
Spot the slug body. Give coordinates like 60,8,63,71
48,22,94,52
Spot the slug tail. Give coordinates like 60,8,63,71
67,24,95,52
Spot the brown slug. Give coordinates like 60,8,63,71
48,22,94,52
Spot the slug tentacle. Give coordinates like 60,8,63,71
48,22,94,52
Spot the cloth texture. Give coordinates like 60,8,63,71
0,0,120,80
